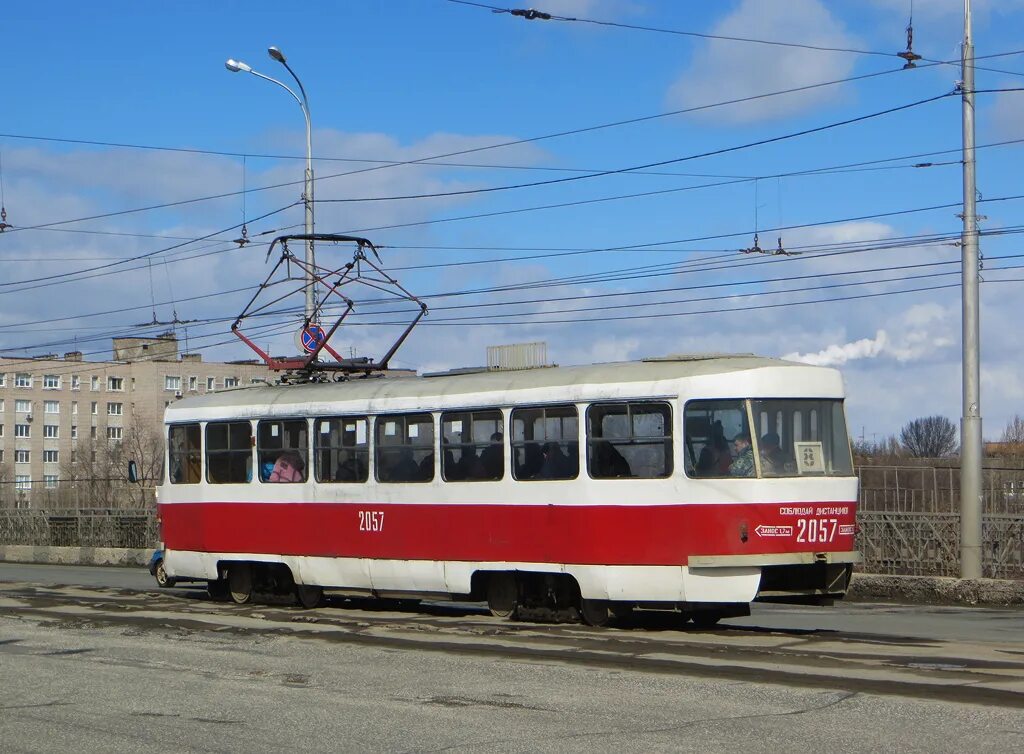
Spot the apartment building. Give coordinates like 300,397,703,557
0,333,272,508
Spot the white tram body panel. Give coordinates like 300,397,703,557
158,356,859,606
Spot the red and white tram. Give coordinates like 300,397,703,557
157,354,859,625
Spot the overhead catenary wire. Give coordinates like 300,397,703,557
9,52,1023,236
446,0,1024,78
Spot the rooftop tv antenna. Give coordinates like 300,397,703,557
231,233,427,380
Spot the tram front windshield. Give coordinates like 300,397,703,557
684,398,853,478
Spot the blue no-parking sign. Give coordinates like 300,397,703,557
300,325,327,353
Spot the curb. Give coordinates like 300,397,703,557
849,572,1024,607
0,545,151,568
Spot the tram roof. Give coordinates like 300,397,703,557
165,354,841,420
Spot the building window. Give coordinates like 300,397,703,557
15,424,30,439
44,475,58,489
43,374,61,389
107,426,123,442
91,402,98,415
71,375,80,391
72,401,78,415
43,424,59,439
165,375,182,392
0,424,4,437
0,399,4,412
91,376,99,391
15,373,32,388
206,377,215,391
15,475,31,491
15,449,31,464
108,402,123,416
43,449,59,464
44,400,59,414
107,376,124,391
0,374,5,387
15,400,31,413
224,377,239,388
71,425,78,439
0,449,3,461
90,426,97,439
188,376,198,391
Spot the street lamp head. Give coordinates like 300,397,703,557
225,59,252,73
268,46,287,64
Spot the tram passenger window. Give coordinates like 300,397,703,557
442,410,504,481
206,421,253,484
587,402,672,479
684,400,747,478
511,405,579,481
376,413,434,483
257,419,309,483
168,423,201,484
314,417,369,483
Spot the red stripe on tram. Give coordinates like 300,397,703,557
159,500,857,566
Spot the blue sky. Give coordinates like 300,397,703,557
2,0,1024,440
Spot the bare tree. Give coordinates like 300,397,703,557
1000,415,1024,444
900,416,958,458
121,424,164,508
853,435,904,463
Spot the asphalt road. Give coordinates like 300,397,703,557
2,563,1023,753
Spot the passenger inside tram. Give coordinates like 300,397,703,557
267,451,305,483
591,441,632,478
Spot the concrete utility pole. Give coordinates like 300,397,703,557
960,0,984,580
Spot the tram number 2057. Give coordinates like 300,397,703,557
796,518,838,543
358,510,385,532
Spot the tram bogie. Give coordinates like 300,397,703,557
156,355,860,628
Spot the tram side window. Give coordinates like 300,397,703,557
206,421,253,484
511,405,579,481
315,417,369,483
587,402,672,479
684,400,748,478
441,410,504,481
257,419,309,483
168,423,201,484
375,413,434,483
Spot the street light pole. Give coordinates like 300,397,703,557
959,0,983,579
226,48,316,322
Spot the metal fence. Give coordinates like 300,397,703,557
2,465,1023,579
856,464,1024,578
0,509,158,549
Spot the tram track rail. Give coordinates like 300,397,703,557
3,581,1023,710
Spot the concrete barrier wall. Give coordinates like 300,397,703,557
0,545,151,568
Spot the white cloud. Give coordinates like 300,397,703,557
987,89,1024,141
666,0,861,124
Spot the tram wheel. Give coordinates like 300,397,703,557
295,584,324,609
579,599,611,627
486,573,519,619
228,564,253,605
